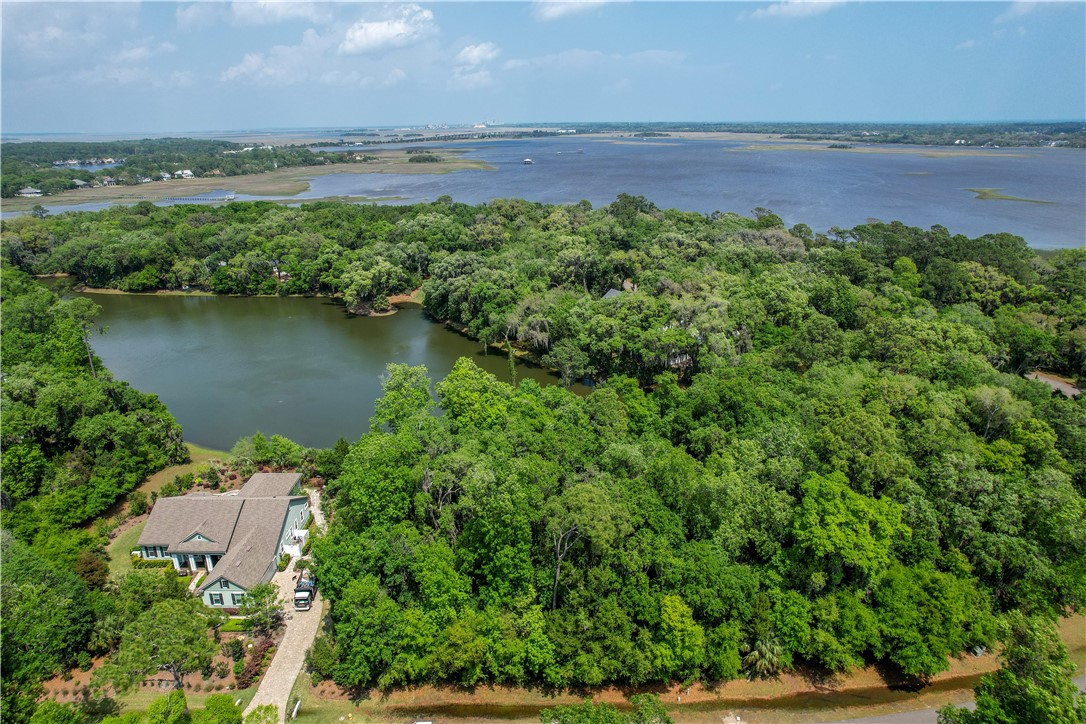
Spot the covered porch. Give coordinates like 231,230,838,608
170,552,223,573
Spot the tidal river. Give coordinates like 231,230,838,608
82,292,578,450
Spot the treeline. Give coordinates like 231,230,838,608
0,270,193,718
0,269,187,535
3,196,1083,383
0,138,367,197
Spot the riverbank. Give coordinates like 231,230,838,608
288,615,1084,723
0,149,494,211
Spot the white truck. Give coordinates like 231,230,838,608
293,570,316,611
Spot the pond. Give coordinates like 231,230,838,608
82,292,581,450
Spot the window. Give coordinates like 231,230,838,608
209,593,223,606
231,593,244,606
145,547,156,558
219,579,230,589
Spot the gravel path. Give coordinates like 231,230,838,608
243,490,324,722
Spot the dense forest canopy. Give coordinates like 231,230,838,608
0,269,189,718
1,195,1084,718
3,196,1084,382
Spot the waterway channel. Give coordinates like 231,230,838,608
81,292,581,450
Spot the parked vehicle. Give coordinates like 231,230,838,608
294,570,316,611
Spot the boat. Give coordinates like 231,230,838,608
577,149,584,154
523,158,534,164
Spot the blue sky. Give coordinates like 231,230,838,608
3,1,1084,133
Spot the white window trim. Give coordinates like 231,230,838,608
219,579,230,589
209,593,223,606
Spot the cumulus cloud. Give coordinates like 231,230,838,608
339,4,436,54
449,67,493,90
456,42,500,66
221,28,333,85
230,2,334,26
750,1,846,19
533,1,609,21
994,1,1038,24
176,3,223,31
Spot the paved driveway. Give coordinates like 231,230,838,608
244,491,325,722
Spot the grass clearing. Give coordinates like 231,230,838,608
139,442,227,497
117,685,256,713
220,618,250,633
965,187,1056,204
107,521,146,578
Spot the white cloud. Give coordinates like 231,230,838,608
750,1,846,19
115,41,176,65
457,42,500,66
505,47,686,72
221,28,333,85
449,67,493,90
176,3,224,31
3,2,138,61
994,1,1037,24
533,1,610,21
230,2,334,26
954,39,977,51
339,4,436,55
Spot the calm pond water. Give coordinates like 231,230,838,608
11,137,1084,248
82,293,580,450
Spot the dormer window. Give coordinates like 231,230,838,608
219,579,230,589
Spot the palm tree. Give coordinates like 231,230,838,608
741,635,784,679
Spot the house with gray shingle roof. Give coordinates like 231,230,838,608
137,472,309,609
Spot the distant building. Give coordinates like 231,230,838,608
101,177,117,187
602,288,623,300
71,179,88,189
16,187,43,197
159,172,172,181
174,169,195,179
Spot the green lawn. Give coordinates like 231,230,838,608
118,685,256,713
107,522,146,579
220,618,250,633
289,673,367,723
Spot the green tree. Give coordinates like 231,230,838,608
792,471,909,586
238,582,283,636
371,363,434,432
938,613,1085,724
96,599,216,691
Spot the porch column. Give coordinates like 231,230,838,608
207,556,216,572
189,554,197,570
171,555,181,571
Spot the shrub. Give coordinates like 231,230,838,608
276,553,290,572
77,651,92,671
301,537,312,556
214,661,230,679
305,635,339,682
133,557,173,569
128,490,149,516
221,638,245,661
233,660,245,677
205,466,221,485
